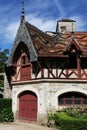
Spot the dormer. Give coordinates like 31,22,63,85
64,38,82,54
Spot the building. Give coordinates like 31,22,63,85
5,4,87,123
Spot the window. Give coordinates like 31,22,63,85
68,53,77,69
59,92,87,106
67,44,78,69
22,56,26,64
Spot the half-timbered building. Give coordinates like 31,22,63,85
4,5,87,123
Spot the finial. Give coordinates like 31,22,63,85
21,0,25,22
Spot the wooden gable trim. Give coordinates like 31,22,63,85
64,37,82,53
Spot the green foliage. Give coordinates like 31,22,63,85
0,98,12,111
1,108,14,122
64,106,87,118
0,98,13,122
0,75,4,88
54,111,87,130
0,48,9,88
47,113,55,121
0,80,4,88
0,48,9,72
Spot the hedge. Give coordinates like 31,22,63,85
0,98,12,111
54,112,87,130
0,98,14,122
1,108,14,122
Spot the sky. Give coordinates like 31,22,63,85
0,0,87,51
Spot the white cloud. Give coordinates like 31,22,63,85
4,21,19,42
54,0,65,17
69,15,87,31
0,0,87,51
26,14,57,32
1,14,87,44
0,14,56,43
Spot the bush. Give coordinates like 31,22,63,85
54,112,87,130
0,99,14,122
0,81,4,87
1,108,14,122
0,98,12,111
47,113,55,127
47,113,55,121
64,106,87,118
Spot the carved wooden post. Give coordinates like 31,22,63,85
77,56,81,79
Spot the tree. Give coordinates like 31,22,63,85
0,48,9,88
0,48,9,73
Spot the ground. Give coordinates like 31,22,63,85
0,122,57,130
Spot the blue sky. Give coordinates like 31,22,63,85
0,0,87,51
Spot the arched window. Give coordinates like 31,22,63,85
59,92,87,106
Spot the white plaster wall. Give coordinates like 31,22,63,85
58,21,76,32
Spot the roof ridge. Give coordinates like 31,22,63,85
25,21,54,42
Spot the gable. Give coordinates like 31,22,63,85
7,21,37,67
7,20,87,68
64,37,82,53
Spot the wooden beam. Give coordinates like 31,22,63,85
77,57,81,78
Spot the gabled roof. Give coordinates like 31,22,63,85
25,22,87,57
7,20,87,66
25,22,66,57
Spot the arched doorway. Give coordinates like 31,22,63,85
18,91,37,121
59,92,87,106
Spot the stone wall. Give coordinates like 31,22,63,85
4,73,12,98
11,79,87,123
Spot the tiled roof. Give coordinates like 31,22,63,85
58,19,76,22
25,22,87,57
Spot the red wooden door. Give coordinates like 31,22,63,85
19,91,37,121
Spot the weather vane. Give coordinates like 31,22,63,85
22,0,24,9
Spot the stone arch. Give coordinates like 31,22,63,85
7,36,37,66
12,86,40,119
12,41,30,64
18,90,37,121
52,87,87,110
